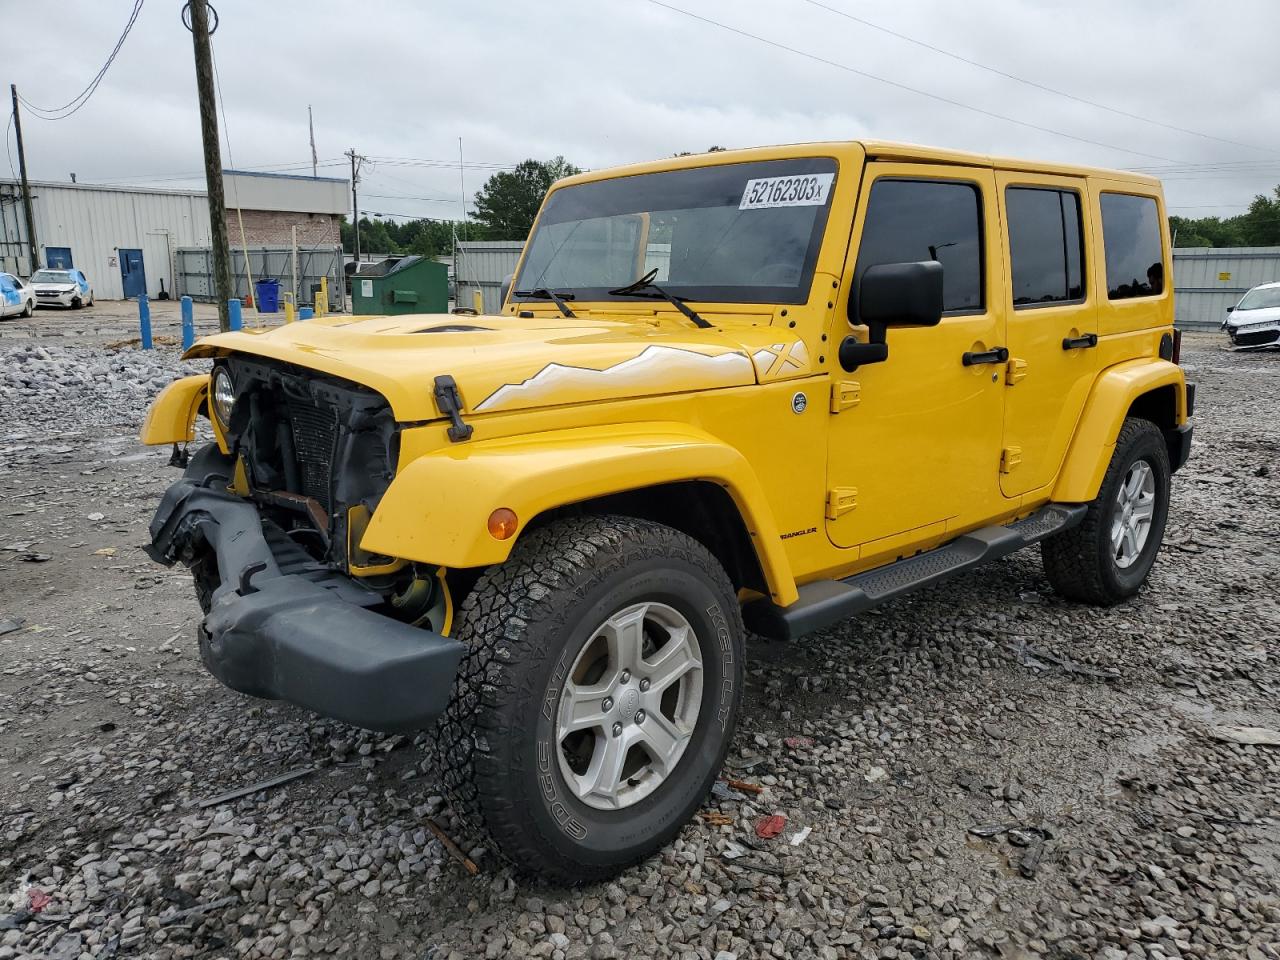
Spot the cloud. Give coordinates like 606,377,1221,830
5,0,1278,220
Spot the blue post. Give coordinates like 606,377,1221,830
298,306,314,321
138,294,153,350
180,296,195,350
228,297,243,331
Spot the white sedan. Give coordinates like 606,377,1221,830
1223,280,1280,350
32,268,94,309
0,272,36,319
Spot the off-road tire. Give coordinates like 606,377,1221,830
434,515,745,883
1042,417,1171,605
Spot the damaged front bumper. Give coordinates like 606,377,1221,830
147,448,465,733
1225,322,1280,350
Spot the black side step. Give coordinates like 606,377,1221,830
744,504,1087,641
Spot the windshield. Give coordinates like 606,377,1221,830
1237,286,1280,311
33,270,74,283
513,157,839,305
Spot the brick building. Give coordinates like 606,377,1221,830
222,170,347,247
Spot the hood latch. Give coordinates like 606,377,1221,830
433,375,474,442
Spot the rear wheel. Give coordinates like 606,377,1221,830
435,515,745,883
1042,417,1171,604
21,301,32,318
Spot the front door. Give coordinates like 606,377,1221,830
825,163,1009,560
996,174,1100,497
119,248,146,299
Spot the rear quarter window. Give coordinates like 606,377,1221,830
1100,193,1164,300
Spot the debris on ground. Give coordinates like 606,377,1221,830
754,814,786,839
789,825,812,846
0,617,24,636
700,811,733,826
783,735,813,750
197,766,315,808
423,818,480,876
1010,639,1121,680
721,777,763,795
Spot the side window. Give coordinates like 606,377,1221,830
1005,187,1085,307
1100,193,1164,299
855,178,984,313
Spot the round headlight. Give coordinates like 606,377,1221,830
210,367,235,427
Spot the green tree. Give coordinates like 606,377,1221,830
674,145,728,156
472,157,581,240
1168,186,1280,248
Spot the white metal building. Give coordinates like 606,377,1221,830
0,171,349,300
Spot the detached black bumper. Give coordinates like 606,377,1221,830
147,449,464,733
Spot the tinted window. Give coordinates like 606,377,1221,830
855,179,983,313
1006,187,1085,306
1100,193,1164,299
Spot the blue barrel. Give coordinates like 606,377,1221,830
254,278,281,313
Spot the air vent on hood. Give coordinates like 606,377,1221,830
412,324,492,334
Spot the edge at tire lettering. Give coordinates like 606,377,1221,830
707,602,734,731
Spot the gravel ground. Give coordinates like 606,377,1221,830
1,308,1278,960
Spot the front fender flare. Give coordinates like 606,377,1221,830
1053,359,1187,502
361,422,799,605
140,375,210,446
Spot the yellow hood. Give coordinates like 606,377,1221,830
185,312,780,422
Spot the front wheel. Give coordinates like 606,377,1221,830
435,515,744,883
1042,417,1171,604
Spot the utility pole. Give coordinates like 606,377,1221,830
188,0,233,331
9,85,39,275
345,148,364,260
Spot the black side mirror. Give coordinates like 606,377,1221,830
1226,305,1234,313
839,260,945,371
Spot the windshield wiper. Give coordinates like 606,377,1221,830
512,287,577,318
607,269,713,329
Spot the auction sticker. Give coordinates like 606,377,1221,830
740,172,835,210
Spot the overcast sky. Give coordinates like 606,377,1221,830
5,0,1278,225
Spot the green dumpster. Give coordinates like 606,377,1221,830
350,256,449,315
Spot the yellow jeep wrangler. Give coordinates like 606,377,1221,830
142,141,1193,882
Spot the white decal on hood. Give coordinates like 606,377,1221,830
474,345,753,413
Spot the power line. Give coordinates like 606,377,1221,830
18,0,145,121
800,0,1279,157
645,0,1179,164
363,192,458,203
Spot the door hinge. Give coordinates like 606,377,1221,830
1005,357,1028,386
826,486,858,519
830,380,861,413
1000,445,1023,473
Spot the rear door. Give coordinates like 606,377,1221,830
825,163,1008,557
997,173,1099,497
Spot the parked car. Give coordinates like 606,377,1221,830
32,268,93,308
1223,280,1280,349
0,272,36,319
138,139,1193,882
